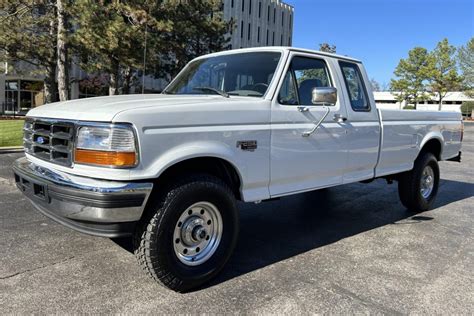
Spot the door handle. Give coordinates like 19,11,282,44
297,106,310,112
333,114,347,123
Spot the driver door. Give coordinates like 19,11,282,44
269,53,349,196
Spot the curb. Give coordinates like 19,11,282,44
0,147,24,154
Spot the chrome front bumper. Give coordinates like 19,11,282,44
13,157,153,237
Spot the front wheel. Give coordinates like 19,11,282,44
398,152,440,212
133,175,239,292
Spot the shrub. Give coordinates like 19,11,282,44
461,101,474,117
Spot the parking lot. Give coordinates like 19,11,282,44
0,123,473,314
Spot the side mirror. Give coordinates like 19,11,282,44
311,87,337,105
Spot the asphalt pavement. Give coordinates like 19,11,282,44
0,124,473,314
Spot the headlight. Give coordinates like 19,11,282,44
74,124,138,168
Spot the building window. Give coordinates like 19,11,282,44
248,23,251,40
257,26,260,43
267,5,270,21
241,21,244,38
4,79,44,115
273,8,276,23
258,1,261,17
231,0,234,8
242,0,245,12
249,0,252,14
266,29,269,45
282,12,284,26
289,14,292,29
281,34,283,45
288,36,291,46
272,32,275,45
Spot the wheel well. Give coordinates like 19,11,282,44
155,157,242,200
420,138,442,160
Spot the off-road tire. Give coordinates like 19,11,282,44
133,175,239,292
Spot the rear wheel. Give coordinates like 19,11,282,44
133,175,239,292
398,152,440,212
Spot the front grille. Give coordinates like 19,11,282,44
23,118,75,167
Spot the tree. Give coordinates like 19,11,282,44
458,37,474,97
381,82,391,91
71,1,229,94
460,101,474,117
319,43,336,53
2,1,231,100
0,1,59,103
390,47,432,109
429,38,462,110
56,0,69,101
71,1,164,95
370,78,381,92
157,0,231,79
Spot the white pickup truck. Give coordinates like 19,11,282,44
13,47,463,292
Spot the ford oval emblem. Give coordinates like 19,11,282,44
37,136,45,144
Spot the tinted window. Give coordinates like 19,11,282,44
278,56,332,105
339,61,370,111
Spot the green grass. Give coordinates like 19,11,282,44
0,120,24,148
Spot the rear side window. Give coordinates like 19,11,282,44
339,61,370,111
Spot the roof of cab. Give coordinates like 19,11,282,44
196,46,362,63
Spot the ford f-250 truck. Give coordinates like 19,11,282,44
13,47,463,292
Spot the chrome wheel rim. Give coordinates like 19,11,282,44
173,202,223,266
420,165,435,199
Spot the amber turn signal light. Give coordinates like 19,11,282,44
74,149,136,167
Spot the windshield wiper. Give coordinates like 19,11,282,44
193,87,229,98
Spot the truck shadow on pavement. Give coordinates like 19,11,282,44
112,178,473,291
207,178,473,290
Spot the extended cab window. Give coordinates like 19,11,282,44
339,61,370,111
278,56,332,105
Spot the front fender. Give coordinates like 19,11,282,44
141,140,271,202
148,140,243,180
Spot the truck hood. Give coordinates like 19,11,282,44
26,94,241,122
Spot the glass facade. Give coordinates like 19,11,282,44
3,79,44,115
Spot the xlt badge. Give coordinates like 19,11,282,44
236,140,257,151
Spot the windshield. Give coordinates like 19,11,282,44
163,52,282,97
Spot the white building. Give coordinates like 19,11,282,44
373,91,473,112
223,0,294,49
